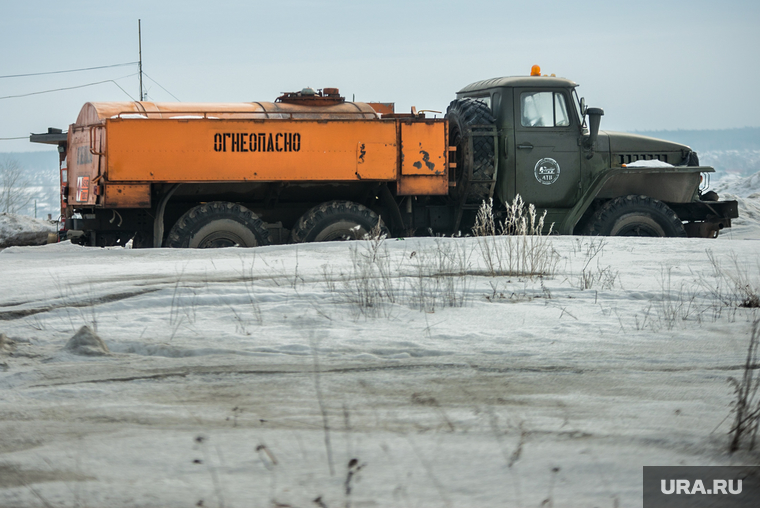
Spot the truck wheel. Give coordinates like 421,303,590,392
584,195,686,237
165,201,270,248
291,200,386,243
446,98,496,203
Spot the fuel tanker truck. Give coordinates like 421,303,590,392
31,67,738,247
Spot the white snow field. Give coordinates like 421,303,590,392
714,171,760,240
0,231,759,508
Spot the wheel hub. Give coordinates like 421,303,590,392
196,231,245,248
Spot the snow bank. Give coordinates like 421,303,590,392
717,194,760,240
713,171,760,198
713,171,760,240
624,159,673,168
0,213,55,248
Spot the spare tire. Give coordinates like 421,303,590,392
684,151,700,166
445,98,496,203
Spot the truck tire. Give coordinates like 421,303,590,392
584,195,686,237
445,98,496,203
291,200,386,243
165,201,270,248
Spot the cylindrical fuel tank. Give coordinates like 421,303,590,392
75,100,380,126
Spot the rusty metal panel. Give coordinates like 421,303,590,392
356,142,397,179
397,120,448,195
67,126,103,206
397,175,449,196
401,122,447,176
103,184,151,208
367,103,395,115
105,119,398,182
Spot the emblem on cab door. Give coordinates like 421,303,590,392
534,158,560,185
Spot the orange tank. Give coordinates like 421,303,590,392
66,96,449,209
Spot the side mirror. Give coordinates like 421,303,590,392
580,97,587,117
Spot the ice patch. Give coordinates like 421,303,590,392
109,342,267,358
276,344,311,353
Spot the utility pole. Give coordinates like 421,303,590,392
138,19,144,101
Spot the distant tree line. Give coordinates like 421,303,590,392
633,127,760,152
0,157,33,214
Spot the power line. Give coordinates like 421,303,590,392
0,62,138,80
111,79,138,102
143,72,181,101
0,73,138,101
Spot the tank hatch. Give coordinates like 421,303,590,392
276,87,345,106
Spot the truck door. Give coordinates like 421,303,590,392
512,88,580,208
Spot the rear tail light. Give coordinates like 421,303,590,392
76,176,90,202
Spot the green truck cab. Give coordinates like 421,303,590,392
448,70,738,237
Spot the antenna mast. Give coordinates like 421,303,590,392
138,19,144,101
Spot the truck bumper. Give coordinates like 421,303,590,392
669,200,739,238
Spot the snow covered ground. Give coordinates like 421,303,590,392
713,171,760,240
0,173,759,507
0,232,759,507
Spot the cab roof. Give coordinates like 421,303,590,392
457,76,578,94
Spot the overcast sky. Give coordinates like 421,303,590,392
2,0,759,152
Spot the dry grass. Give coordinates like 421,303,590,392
472,196,559,278
701,250,760,322
330,233,471,318
728,319,760,453
573,238,618,291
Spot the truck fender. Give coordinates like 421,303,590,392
153,184,181,248
561,166,708,234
